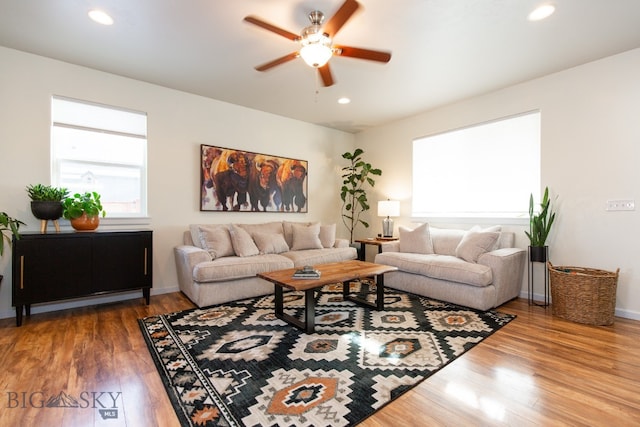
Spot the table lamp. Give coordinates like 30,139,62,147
378,200,400,237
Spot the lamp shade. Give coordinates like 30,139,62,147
378,200,400,217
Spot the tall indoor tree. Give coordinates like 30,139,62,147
340,148,382,243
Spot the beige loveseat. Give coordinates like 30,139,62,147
375,224,526,310
174,221,357,307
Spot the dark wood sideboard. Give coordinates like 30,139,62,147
11,230,152,326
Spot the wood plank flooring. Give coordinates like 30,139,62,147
0,293,639,426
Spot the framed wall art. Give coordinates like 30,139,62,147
200,144,308,212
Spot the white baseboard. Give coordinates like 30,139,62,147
0,285,180,321
519,291,640,321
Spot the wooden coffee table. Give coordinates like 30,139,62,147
257,260,397,333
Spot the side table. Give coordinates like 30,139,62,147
355,237,399,261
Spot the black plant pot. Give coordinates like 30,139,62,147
30,201,63,220
529,245,548,263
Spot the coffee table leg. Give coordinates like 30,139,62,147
304,289,315,334
376,273,385,310
343,276,385,311
275,284,284,317
274,284,316,334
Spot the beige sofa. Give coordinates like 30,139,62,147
375,224,526,310
174,221,357,307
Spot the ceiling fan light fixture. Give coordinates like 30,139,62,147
299,34,333,68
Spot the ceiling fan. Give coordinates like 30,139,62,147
243,0,391,87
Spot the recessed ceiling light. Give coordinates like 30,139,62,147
528,4,555,21
338,97,351,105
88,9,114,26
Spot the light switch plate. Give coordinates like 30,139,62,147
606,200,635,211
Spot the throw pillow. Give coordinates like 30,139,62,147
469,225,502,250
290,223,323,251
455,229,500,263
197,225,234,259
283,221,312,248
252,231,289,254
319,223,336,248
399,223,434,254
229,224,259,257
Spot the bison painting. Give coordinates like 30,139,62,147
200,145,307,212
277,159,307,212
248,156,280,211
213,150,250,211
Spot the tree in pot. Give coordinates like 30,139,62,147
1,212,25,285
62,192,106,231
525,186,556,262
340,148,382,243
26,184,68,232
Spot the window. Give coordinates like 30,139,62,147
51,96,148,218
412,111,540,219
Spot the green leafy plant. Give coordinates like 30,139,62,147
26,184,68,201
525,186,556,247
340,148,382,243
0,212,25,256
62,192,106,220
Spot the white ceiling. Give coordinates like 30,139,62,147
1,0,640,133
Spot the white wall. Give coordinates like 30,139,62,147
356,48,640,320
3,45,639,320
0,46,354,319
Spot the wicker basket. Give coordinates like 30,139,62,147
548,262,619,325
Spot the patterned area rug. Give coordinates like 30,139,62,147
139,281,514,426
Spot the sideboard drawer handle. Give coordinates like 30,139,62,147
20,256,24,289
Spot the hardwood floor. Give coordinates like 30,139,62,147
0,293,639,426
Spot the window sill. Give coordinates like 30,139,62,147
57,216,151,231
410,216,528,226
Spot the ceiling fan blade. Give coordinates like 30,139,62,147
255,52,299,71
324,0,360,38
334,45,391,63
244,16,299,41
318,63,334,87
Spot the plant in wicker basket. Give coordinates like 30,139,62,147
525,186,556,262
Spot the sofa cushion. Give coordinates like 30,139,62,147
281,247,357,267
196,225,234,259
238,221,284,236
375,252,493,287
229,224,259,257
252,231,289,254
319,223,336,248
193,254,293,282
399,223,434,254
455,228,500,263
429,227,465,256
291,222,323,250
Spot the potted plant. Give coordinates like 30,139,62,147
62,192,106,231
26,184,68,222
1,212,25,285
340,148,382,243
525,186,556,262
